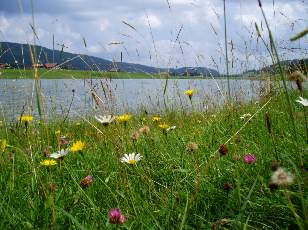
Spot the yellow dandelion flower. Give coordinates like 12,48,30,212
184,89,194,98
152,116,161,122
20,115,33,122
116,114,132,123
40,159,57,166
70,140,85,152
55,130,61,135
0,139,7,151
76,122,81,126
158,123,170,130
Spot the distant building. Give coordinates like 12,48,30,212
32,63,44,68
44,63,58,69
0,63,11,69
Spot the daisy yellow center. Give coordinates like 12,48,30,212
128,159,137,165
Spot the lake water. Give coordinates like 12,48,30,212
0,78,274,119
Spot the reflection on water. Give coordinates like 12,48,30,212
0,78,270,119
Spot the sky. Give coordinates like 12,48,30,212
0,0,307,73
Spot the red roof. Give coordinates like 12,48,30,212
44,63,58,69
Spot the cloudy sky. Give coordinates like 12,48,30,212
0,0,307,73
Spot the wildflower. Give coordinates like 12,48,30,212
131,131,140,141
43,146,53,156
0,139,7,151
49,149,69,159
152,116,161,122
59,136,70,146
109,208,127,225
120,153,142,166
158,123,169,130
166,125,176,131
186,142,198,152
139,125,150,135
184,89,194,99
40,159,57,167
95,115,116,125
219,144,228,156
270,167,294,187
20,115,33,123
75,122,81,126
55,130,61,135
70,141,85,152
80,175,93,188
240,113,251,119
243,154,256,164
296,96,308,107
223,182,234,191
117,114,132,123
271,160,280,171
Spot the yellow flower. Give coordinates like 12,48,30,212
152,116,161,122
158,123,170,130
184,89,194,98
40,159,57,166
55,130,61,135
116,114,132,123
20,115,33,122
70,140,85,152
0,139,7,151
76,122,81,126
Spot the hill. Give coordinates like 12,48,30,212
0,42,220,77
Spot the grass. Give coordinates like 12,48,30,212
0,89,307,229
0,68,279,80
0,69,162,79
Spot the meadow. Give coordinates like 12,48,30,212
0,87,307,229
0,0,307,229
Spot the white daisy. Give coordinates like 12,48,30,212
296,96,308,107
120,153,142,166
240,113,251,119
270,167,294,186
166,125,177,131
49,149,69,159
95,115,116,125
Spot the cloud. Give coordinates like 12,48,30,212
139,13,162,29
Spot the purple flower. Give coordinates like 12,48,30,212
80,175,93,188
244,154,256,164
109,208,126,224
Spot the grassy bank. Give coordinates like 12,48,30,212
0,68,267,80
0,90,307,229
0,69,163,79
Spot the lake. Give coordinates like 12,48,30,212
0,78,275,119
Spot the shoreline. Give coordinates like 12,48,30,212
0,68,269,80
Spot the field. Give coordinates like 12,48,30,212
0,69,265,80
0,69,163,79
0,89,307,229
